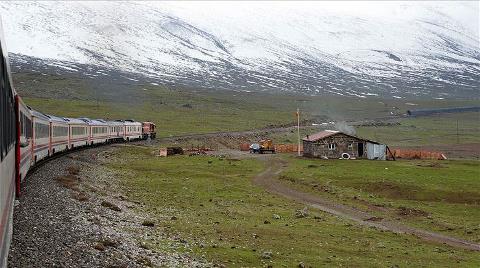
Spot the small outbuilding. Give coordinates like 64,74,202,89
302,130,387,160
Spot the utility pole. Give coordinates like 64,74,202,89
297,108,301,156
456,119,459,144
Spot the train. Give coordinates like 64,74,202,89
0,21,156,267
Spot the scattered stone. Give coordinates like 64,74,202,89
273,214,281,220
136,256,153,267
261,251,273,259
298,262,306,268
264,220,271,224
171,216,178,220
295,207,309,218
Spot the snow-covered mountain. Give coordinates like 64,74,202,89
1,1,479,99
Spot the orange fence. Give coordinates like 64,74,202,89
275,144,303,153
388,149,447,160
239,143,303,153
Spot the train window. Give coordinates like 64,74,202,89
53,126,68,137
72,126,86,136
0,45,16,161
0,50,4,160
24,114,32,138
34,122,49,139
93,126,107,135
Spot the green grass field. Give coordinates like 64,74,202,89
280,156,480,242
107,146,480,267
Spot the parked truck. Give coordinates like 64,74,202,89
250,139,276,154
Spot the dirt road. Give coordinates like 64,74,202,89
253,156,480,252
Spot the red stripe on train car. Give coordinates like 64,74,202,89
14,95,21,197
51,140,68,146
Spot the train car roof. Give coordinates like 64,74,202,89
29,108,50,120
45,114,69,123
107,121,124,126
89,119,108,126
124,121,142,126
64,118,88,125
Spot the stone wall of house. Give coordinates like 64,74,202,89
303,133,366,159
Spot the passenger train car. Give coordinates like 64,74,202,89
0,20,16,267
48,114,69,155
0,21,157,266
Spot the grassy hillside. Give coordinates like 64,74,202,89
13,71,480,141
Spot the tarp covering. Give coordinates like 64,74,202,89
367,143,386,160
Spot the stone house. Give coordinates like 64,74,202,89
302,130,386,160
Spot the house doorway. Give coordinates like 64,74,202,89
358,142,364,157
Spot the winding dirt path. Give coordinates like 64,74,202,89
253,156,480,252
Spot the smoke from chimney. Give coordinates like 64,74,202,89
334,121,356,136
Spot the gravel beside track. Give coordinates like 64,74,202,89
8,144,208,267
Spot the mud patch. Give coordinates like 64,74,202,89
416,162,445,168
396,206,429,218
101,200,122,212
55,174,80,191
365,216,383,222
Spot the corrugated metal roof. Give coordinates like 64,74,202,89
302,130,339,141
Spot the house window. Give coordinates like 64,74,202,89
328,143,336,150
348,143,353,149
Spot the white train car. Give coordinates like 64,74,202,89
31,109,50,163
65,118,88,149
123,120,142,141
107,120,124,142
48,115,69,154
15,96,33,195
88,119,109,145
0,21,17,265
